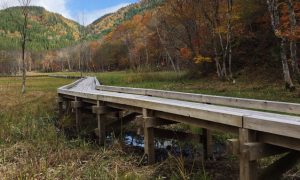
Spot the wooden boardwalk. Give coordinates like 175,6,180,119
58,77,300,180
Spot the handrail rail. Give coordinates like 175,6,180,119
96,85,300,115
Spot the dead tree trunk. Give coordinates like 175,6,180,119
267,0,295,90
287,0,300,84
226,0,233,79
210,0,231,80
67,59,71,71
281,38,295,90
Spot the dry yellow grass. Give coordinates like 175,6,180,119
0,76,158,179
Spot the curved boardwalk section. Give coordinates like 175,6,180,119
58,77,300,180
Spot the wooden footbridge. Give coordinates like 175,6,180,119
57,77,300,180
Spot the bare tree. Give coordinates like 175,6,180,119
19,0,32,94
267,0,295,90
155,25,178,74
287,0,300,84
201,0,234,80
3,0,32,94
18,0,31,94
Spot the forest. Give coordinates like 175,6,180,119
0,0,299,88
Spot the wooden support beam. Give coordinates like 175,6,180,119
71,101,82,109
105,102,143,114
258,132,300,151
239,128,257,180
60,94,75,101
143,109,155,164
227,139,289,161
202,129,213,160
137,115,177,128
154,111,239,135
258,151,300,180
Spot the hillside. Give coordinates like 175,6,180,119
87,0,163,39
0,6,81,51
0,1,163,50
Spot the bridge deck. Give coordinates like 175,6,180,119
58,77,300,141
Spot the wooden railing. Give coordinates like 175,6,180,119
96,85,300,115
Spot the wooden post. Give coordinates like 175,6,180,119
202,128,213,160
92,101,110,146
71,97,82,133
57,96,64,117
76,97,82,133
239,128,257,180
65,100,71,115
143,108,155,164
97,113,105,146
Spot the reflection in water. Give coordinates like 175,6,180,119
121,132,226,161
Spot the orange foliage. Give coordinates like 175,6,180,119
89,41,99,52
277,1,300,40
180,48,192,60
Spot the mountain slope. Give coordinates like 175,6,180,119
0,6,81,51
87,0,163,39
0,1,163,51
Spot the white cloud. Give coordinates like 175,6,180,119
0,0,72,19
77,3,130,25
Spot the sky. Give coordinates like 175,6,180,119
0,0,138,25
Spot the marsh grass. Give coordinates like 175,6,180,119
0,77,154,179
0,75,212,179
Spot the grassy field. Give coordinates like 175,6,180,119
0,71,299,179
